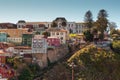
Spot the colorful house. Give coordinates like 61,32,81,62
22,34,33,46
47,37,60,47
32,35,47,53
0,33,7,42
47,28,68,44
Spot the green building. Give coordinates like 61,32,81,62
0,32,7,42
22,34,33,46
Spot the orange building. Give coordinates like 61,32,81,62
0,28,32,37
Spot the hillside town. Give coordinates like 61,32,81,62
0,17,86,79
0,15,119,80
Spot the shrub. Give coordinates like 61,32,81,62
112,40,120,53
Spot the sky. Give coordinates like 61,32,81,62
0,0,119,29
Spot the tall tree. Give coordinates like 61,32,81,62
96,9,108,31
95,9,109,40
84,10,93,29
42,31,50,38
83,30,93,42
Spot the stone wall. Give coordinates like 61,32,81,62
32,53,47,68
47,45,69,63
32,45,69,68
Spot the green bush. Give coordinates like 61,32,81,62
112,40,120,53
18,68,34,80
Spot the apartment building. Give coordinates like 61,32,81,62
0,28,32,44
75,22,86,34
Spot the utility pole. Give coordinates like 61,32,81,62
69,62,76,80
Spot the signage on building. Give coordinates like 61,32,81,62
32,35,47,53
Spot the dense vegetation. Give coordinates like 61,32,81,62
111,40,120,54
84,9,109,42
68,44,120,80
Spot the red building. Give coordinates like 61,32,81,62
47,37,61,47
0,42,14,79
0,65,14,78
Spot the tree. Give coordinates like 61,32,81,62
51,20,57,28
84,10,93,29
95,9,109,40
28,63,41,76
111,40,120,53
42,31,50,38
110,29,120,40
18,68,34,80
83,30,93,42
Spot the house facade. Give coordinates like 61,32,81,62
0,33,7,42
75,22,86,34
22,34,33,46
7,37,22,45
67,22,76,33
26,22,46,34
0,28,31,37
17,20,26,29
47,28,68,44
47,37,61,47
32,35,47,53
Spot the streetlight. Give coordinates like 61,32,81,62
69,62,76,80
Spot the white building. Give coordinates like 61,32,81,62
75,22,86,34
17,20,26,29
32,35,47,53
45,22,52,28
67,22,76,33
47,28,68,44
16,18,87,35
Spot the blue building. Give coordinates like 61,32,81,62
0,32,7,42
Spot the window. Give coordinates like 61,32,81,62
60,32,63,35
48,24,49,27
61,37,63,40
69,24,70,27
71,24,73,27
56,32,59,35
